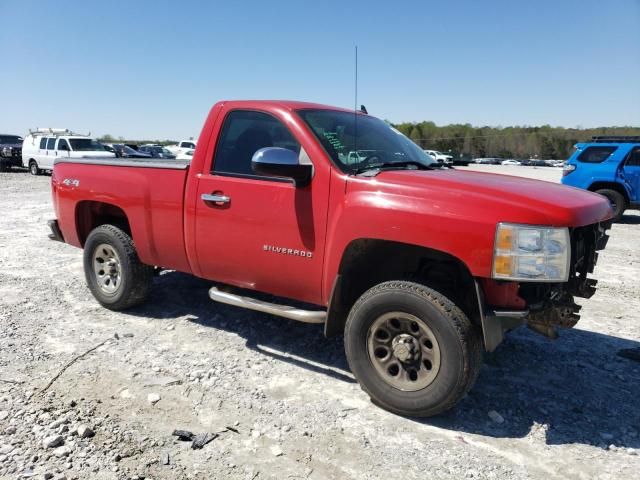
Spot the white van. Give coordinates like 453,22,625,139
22,129,115,175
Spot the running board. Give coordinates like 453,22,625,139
208,287,326,324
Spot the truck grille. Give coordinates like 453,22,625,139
567,221,610,298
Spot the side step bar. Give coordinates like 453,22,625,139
209,287,326,324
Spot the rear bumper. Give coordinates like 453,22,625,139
47,219,64,242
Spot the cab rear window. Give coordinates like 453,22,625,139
577,146,616,163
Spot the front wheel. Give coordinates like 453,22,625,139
595,188,626,222
29,160,40,176
344,281,482,417
83,225,153,310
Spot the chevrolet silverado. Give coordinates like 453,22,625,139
49,100,612,416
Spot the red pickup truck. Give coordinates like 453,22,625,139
49,100,612,417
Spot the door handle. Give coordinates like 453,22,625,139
201,193,231,204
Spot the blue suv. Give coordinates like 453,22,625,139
562,136,640,221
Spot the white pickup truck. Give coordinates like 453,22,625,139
165,140,197,157
423,150,453,165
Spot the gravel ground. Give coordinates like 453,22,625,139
0,166,639,480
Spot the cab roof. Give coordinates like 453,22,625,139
217,100,357,114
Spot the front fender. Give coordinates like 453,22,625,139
321,188,494,303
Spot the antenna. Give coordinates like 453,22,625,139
354,45,358,164
355,45,358,114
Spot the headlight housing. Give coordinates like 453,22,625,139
1,147,10,157
492,223,571,282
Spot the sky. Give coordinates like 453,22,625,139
1,0,639,139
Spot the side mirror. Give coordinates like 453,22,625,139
59,144,69,151
251,147,312,187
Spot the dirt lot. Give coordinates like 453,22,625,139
1,165,639,480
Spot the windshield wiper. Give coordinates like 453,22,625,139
353,161,436,175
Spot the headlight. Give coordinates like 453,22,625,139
492,223,570,282
1,147,10,157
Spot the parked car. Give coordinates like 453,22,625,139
501,159,521,166
104,144,152,159
166,140,197,157
424,149,453,164
546,160,565,167
449,154,470,166
0,134,24,170
529,159,548,167
49,100,612,418
176,149,195,161
138,145,177,159
473,157,502,165
562,135,640,221
22,129,114,175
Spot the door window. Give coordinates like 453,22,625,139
46,138,56,150
57,139,70,150
625,147,640,167
577,146,616,163
212,110,300,177
39,137,47,149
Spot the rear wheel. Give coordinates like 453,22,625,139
344,281,482,417
83,225,153,310
29,160,40,176
596,188,626,222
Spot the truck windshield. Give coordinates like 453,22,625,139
297,109,437,173
69,139,105,151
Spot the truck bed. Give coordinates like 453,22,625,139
54,157,191,169
52,157,192,273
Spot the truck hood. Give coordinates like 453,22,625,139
350,169,612,227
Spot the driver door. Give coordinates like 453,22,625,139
193,109,330,305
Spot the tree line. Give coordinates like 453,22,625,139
99,123,640,161
391,122,640,160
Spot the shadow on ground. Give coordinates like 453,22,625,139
127,270,640,449
618,213,640,225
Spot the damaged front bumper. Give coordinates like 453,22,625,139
478,221,611,351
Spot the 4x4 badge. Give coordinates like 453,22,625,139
62,178,80,187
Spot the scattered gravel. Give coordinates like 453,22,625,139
1,167,639,479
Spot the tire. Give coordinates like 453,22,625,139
29,160,40,176
596,188,626,222
344,281,483,417
83,224,153,311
